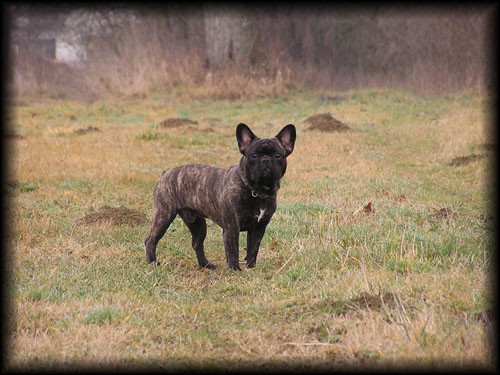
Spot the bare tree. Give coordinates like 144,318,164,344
203,5,257,69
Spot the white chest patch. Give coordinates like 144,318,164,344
257,208,266,223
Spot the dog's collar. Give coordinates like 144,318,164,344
239,166,274,199
239,170,259,198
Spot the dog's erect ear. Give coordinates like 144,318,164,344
236,123,257,155
275,124,296,156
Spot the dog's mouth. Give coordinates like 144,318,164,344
256,175,279,195
262,167,272,177
255,173,276,187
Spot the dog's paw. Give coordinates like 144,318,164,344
246,256,256,268
201,262,217,270
228,262,242,271
146,252,157,265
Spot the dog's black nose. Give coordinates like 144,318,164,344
261,156,272,165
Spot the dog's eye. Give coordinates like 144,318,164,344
274,153,283,160
250,153,259,160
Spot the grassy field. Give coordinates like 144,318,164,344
6,88,495,370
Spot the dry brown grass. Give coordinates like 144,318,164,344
6,89,494,371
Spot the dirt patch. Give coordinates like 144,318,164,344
319,95,347,104
73,126,100,135
321,292,398,315
6,180,19,189
478,143,496,152
158,118,198,128
304,113,350,132
6,133,25,140
430,207,459,219
474,308,493,326
449,154,485,166
449,143,495,166
76,205,148,226
10,181,38,193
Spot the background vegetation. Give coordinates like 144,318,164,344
8,4,496,100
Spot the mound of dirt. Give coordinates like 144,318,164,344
304,113,350,132
449,154,484,167
74,126,100,135
6,180,19,189
77,205,148,226
324,292,398,315
6,133,24,140
158,118,198,128
479,143,496,152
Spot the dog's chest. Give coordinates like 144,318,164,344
256,208,267,223
239,200,275,230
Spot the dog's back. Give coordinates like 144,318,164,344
154,164,241,226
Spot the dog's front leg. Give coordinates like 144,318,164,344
223,225,242,271
246,225,267,268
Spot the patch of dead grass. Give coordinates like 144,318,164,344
157,118,198,128
76,205,148,226
73,126,101,136
449,154,485,166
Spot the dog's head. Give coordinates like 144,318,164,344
236,123,296,197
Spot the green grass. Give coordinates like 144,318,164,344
7,88,494,371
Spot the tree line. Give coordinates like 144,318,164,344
8,4,495,99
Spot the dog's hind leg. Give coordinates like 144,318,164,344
179,210,216,269
144,207,176,265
